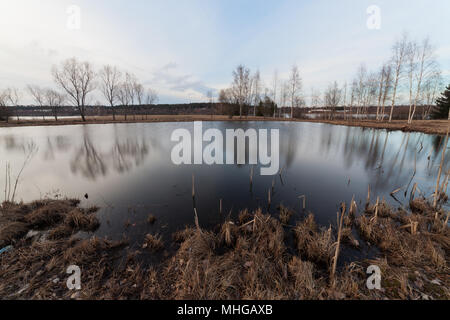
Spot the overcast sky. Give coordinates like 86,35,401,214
0,0,449,104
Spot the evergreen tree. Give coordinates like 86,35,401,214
432,84,450,119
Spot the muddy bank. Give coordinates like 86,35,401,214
0,195,448,300
0,115,448,135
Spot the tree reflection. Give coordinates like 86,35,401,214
70,127,108,180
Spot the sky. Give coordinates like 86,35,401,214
0,0,449,105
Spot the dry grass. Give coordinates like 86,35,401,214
278,205,293,224
0,193,448,300
142,234,164,251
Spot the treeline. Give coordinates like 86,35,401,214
217,32,447,122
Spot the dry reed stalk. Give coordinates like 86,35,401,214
410,183,418,202
192,174,195,199
439,170,449,196
443,213,449,233
366,185,371,208
434,128,449,208
194,208,200,231
348,195,357,220
390,187,402,196
299,195,306,210
219,199,222,215
250,167,253,186
330,203,346,288
268,189,271,207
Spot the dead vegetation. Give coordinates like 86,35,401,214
142,234,163,251
0,191,448,300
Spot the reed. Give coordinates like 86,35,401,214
434,128,448,208
298,195,306,210
330,203,346,288
366,185,371,209
192,174,195,199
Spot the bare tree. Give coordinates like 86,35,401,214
408,37,438,123
364,72,379,117
389,33,408,122
288,65,302,119
280,81,289,117
342,82,347,120
124,72,137,106
406,40,418,123
231,65,251,118
117,82,130,120
45,89,66,121
3,88,21,120
272,70,278,117
376,63,392,121
99,65,122,120
134,82,145,105
380,64,393,120
52,58,96,122
355,64,367,117
310,87,322,108
349,80,358,119
324,81,342,119
252,70,261,116
422,71,442,119
27,85,45,107
0,90,10,122
145,88,158,105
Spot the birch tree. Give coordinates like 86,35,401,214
252,70,261,116
389,34,408,122
231,65,251,118
288,65,302,119
272,70,278,117
408,37,438,123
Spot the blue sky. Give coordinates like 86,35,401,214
0,0,449,104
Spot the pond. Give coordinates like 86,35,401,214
0,121,448,260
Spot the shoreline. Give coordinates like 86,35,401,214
0,115,448,135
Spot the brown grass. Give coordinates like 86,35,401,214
0,193,448,300
142,234,164,251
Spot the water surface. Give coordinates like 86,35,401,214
0,121,447,256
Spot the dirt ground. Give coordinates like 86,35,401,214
0,115,448,135
0,193,448,300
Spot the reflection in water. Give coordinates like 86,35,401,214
0,122,447,248
70,127,108,180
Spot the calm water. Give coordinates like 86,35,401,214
0,121,448,256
